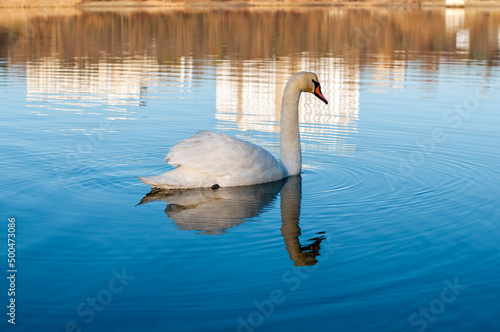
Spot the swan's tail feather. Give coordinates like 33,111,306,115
137,176,157,186
138,175,178,189
138,167,218,190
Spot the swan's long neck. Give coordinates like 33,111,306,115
280,81,302,176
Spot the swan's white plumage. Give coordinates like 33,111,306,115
166,130,281,177
139,71,327,189
140,130,287,189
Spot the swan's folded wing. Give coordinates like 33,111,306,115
165,130,280,176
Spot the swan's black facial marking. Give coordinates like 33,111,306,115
312,80,328,105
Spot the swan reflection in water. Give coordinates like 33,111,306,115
139,176,325,266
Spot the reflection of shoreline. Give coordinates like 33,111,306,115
7,7,500,144
25,55,195,113
2,8,500,64
26,56,162,107
3,0,500,9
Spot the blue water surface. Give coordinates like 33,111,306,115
1,8,499,332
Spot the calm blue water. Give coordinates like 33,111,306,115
1,8,500,332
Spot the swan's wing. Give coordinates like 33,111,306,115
165,130,280,176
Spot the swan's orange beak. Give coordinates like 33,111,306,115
313,81,328,105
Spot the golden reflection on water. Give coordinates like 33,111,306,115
2,8,500,61
1,7,499,147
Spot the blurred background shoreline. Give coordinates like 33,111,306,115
1,0,500,9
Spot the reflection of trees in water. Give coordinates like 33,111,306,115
139,176,326,266
2,8,500,64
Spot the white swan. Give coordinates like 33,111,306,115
139,71,328,189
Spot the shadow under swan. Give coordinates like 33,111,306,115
138,176,325,266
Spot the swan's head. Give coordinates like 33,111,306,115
292,71,328,105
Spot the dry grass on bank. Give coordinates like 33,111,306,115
0,0,80,7
0,0,499,8
0,0,434,8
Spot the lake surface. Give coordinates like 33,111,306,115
1,7,499,332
